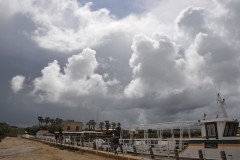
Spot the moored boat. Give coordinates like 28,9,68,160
119,93,240,159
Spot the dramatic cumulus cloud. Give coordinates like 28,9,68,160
32,48,116,106
5,0,240,125
0,0,169,53
124,33,185,98
30,1,113,52
0,0,112,52
10,75,25,93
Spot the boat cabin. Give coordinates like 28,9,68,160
200,118,239,139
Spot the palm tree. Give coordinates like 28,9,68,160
42,119,46,126
115,122,121,136
45,117,51,126
117,122,121,129
86,121,91,130
99,122,104,131
111,122,116,130
55,118,63,125
87,120,96,130
105,120,110,131
91,120,96,130
50,118,55,125
37,116,43,126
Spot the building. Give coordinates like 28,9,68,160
36,130,54,140
36,130,49,136
62,120,83,132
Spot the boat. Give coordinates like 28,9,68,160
119,93,240,159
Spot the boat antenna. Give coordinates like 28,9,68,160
213,83,220,118
217,93,228,118
203,113,207,120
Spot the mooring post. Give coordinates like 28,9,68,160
133,145,137,156
198,149,204,160
220,151,227,160
107,138,110,157
149,146,155,159
120,144,123,154
175,148,179,160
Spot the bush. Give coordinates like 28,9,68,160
0,122,23,140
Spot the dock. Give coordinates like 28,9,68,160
25,137,156,160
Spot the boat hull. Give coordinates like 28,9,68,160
179,139,240,160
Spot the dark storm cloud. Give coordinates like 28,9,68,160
2,0,240,127
94,32,133,88
0,12,70,125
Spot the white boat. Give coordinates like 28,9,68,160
119,93,240,159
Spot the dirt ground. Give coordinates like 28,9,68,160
0,137,115,160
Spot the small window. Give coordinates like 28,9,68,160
205,143,218,149
223,122,239,137
76,126,79,131
205,122,218,139
67,126,70,131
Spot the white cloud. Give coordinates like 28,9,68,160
64,48,98,80
124,78,144,98
0,0,173,53
10,75,25,93
29,1,113,52
7,0,240,124
125,33,185,98
32,48,112,106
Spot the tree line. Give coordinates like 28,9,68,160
37,116,63,127
24,116,64,135
86,119,121,131
0,122,23,141
25,116,122,136
37,116,122,133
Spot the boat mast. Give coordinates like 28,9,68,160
217,93,228,118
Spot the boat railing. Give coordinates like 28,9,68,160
119,137,191,152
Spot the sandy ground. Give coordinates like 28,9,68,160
0,137,115,160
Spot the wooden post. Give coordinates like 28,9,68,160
220,151,227,160
119,144,123,153
198,149,204,160
133,145,137,156
175,149,179,160
93,141,96,150
149,147,155,159
81,140,84,147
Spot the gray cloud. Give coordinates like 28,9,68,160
176,7,209,38
216,0,240,41
193,33,240,85
2,0,240,127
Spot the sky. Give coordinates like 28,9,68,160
1,0,240,127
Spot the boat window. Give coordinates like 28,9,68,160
223,122,239,137
205,122,218,139
204,143,218,149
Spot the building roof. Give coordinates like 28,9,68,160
36,130,49,135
